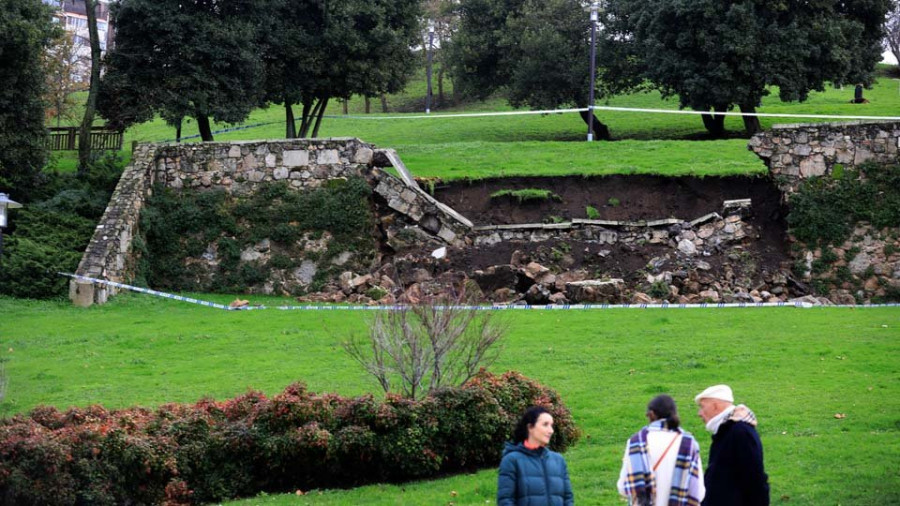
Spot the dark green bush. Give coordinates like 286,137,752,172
0,371,579,504
0,155,125,298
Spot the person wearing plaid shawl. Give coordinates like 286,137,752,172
617,395,705,506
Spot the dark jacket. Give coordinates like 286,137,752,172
497,442,574,506
703,420,769,506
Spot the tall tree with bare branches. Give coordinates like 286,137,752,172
886,1,900,65
76,0,102,175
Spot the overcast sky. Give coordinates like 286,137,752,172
884,49,898,65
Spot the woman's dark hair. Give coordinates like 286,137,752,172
648,394,680,430
513,406,551,443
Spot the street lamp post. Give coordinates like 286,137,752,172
426,20,435,114
586,2,602,142
0,193,23,264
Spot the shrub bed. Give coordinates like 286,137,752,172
0,371,579,505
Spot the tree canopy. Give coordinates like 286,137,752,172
0,0,58,194
602,0,891,135
259,0,420,138
447,0,612,139
99,0,266,141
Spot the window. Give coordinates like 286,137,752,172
67,16,87,30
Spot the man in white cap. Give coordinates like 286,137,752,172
695,384,769,506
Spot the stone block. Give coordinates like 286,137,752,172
273,167,289,180
265,154,277,168
353,147,374,164
317,149,340,164
799,155,826,177
678,239,697,255
853,148,874,165
564,279,625,303
283,150,309,167
70,281,95,307
437,226,457,243
228,146,242,158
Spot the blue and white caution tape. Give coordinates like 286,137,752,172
61,273,238,311
59,272,900,311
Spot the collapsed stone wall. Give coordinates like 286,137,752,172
749,120,900,195
301,204,781,307
71,138,471,306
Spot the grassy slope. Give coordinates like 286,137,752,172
1,295,898,505
49,72,900,180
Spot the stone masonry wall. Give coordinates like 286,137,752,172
749,120,900,195
71,138,471,306
748,120,900,304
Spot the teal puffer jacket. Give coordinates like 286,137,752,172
497,442,574,505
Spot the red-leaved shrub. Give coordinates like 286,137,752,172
0,370,580,505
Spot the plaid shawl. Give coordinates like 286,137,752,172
621,419,703,506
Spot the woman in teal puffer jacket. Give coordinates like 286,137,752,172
497,406,575,505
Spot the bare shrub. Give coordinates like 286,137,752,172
0,359,7,404
343,283,506,399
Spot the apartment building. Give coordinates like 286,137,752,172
42,0,113,82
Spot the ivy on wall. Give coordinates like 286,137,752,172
787,162,900,246
138,177,376,294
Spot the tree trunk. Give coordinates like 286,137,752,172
285,101,296,139
701,106,727,137
298,101,313,137
311,96,330,138
365,96,371,114
342,99,349,115
578,110,611,140
739,104,761,135
437,65,445,106
77,0,102,176
299,98,324,138
380,94,388,113
196,114,214,142
175,118,182,143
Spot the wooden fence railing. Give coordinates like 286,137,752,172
47,127,124,151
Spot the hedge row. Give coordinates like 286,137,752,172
0,371,580,505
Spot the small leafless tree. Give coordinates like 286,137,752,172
343,284,506,399
0,359,7,404
887,2,900,66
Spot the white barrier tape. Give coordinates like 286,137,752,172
323,107,900,122
63,272,900,310
324,108,589,120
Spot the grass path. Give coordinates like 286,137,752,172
1,295,898,504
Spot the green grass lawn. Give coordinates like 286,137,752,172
2,294,898,505
48,70,900,180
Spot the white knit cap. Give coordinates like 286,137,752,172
694,384,734,404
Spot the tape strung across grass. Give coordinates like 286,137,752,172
323,107,900,122
60,272,900,310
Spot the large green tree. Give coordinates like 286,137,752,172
0,0,58,193
259,0,420,138
447,0,611,139
602,0,891,135
98,0,265,141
